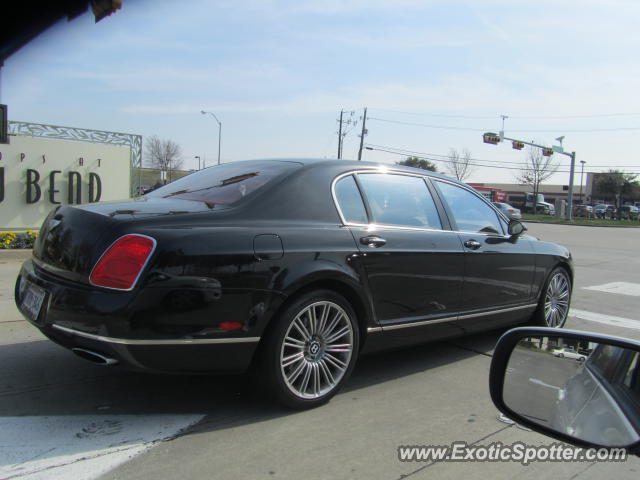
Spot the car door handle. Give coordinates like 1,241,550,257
360,236,387,248
464,239,482,250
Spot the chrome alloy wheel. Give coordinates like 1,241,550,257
280,300,354,399
544,271,570,327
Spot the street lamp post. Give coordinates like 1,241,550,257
579,160,586,203
200,110,222,165
194,155,201,170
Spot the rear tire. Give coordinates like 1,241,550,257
258,289,359,409
532,267,571,328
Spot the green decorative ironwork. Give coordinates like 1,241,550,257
8,121,142,168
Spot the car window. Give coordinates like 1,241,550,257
334,175,368,224
588,344,625,380
435,181,503,234
356,174,442,229
146,161,300,206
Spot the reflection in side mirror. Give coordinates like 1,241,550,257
490,328,640,451
508,220,527,236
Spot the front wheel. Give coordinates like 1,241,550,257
533,267,572,328
259,290,359,409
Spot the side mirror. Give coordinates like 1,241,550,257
490,327,640,453
508,220,527,236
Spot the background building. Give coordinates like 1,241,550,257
1,121,139,229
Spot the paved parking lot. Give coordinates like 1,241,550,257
1,223,639,479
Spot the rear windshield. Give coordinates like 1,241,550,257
146,161,301,207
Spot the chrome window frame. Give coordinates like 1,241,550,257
331,168,512,237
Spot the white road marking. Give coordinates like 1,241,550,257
570,309,640,330
583,282,640,297
0,414,204,480
528,378,561,390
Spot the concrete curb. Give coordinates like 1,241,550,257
0,249,33,261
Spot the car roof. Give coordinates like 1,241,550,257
244,158,458,182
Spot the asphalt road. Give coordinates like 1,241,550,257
1,223,639,479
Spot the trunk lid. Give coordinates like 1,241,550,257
32,197,215,283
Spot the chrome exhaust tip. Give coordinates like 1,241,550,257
71,348,119,366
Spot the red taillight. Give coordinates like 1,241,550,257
90,235,155,290
219,321,243,331
508,209,514,213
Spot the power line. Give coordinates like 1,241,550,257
368,108,496,120
369,116,640,134
365,142,640,170
369,117,486,131
364,144,640,175
369,107,640,120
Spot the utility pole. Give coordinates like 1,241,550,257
357,107,367,161
337,110,344,159
567,151,576,220
579,160,586,203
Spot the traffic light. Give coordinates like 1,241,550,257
483,132,500,145
542,147,553,157
512,141,524,150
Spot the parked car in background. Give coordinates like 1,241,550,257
573,204,593,218
619,205,639,220
552,346,586,361
594,204,615,219
493,202,522,220
524,193,555,215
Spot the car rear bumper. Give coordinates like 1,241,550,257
15,259,265,374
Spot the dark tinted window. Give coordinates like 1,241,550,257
147,161,300,206
435,181,503,234
588,344,625,380
334,175,368,224
357,174,442,229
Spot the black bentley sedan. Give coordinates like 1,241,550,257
15,159,573,408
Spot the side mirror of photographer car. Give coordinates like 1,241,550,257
490,327,640,454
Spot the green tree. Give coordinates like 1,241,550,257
596,170,638,206
397,156,438,172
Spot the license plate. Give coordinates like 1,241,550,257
21,280,46,323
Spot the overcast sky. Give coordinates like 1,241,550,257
3,0,640,184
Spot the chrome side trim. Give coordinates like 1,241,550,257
456,303,538,321
380,303,538,332
52,324,261,345
382,315,459,331
366,327,383,333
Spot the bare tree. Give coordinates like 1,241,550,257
145,135,184,182
516,145,559,214
445,148,474,182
